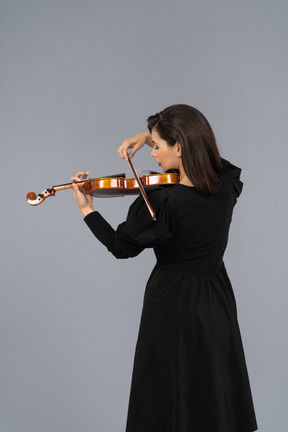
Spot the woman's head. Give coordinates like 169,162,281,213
147,104,222,194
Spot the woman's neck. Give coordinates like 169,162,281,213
179,163,194,187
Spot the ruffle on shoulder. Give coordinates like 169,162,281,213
221,158,243,197
116,186,177,249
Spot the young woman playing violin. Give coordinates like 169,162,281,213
71,104,257,432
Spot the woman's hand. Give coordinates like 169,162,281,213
71,171,95,217
118,132,153,160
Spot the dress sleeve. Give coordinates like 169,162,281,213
84,187,176,259
221,158,243,197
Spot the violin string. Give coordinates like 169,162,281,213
52,169,160,188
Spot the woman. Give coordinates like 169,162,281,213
71,104,257,432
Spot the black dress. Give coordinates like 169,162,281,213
84,159,257,432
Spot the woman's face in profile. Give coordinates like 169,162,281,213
150,129,180,173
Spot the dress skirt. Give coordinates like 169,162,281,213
125,264,257,432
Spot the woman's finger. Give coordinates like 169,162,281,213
118,133,149,160
71,171,90,183
118,141,132,160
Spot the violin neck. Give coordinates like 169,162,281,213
53,181,87,192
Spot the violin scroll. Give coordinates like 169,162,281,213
26,188,56,206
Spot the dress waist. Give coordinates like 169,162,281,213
155,260,225,276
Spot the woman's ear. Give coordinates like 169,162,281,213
176,141,182,157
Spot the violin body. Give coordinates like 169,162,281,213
26,172,180,206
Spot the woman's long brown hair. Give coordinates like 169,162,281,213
147,104,222,194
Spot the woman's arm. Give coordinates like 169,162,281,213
70,170,145,259
118,132,153,160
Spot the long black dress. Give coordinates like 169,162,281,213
84,159,257,432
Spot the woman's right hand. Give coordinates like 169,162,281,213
118,132,152,160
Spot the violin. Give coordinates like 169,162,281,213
26,158,179,220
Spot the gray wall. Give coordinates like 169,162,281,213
1,0,287,431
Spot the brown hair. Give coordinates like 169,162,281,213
147,104,222,194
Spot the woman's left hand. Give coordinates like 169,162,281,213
71,171,95,217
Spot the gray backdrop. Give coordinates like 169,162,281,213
1,0,287,431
